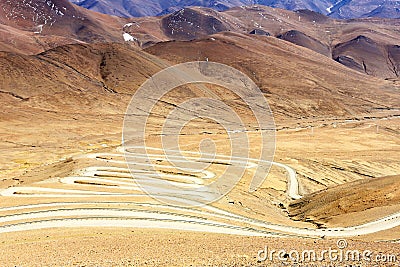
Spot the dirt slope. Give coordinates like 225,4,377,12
333,35,399,78
289,175,400,227
0,0,127,54
145,32,400,122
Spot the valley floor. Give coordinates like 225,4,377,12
0,107,399,266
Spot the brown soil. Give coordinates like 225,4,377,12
1,228,400,267
289,175,400,227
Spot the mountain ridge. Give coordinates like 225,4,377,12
121,6,400,79
69,0,400,19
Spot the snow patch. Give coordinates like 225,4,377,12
123,32,136,42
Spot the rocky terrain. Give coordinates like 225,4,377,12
122,6,400,79
70,0,400,19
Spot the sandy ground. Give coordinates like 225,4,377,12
1,228,400,267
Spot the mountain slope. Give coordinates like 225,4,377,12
1,36,398,127
289,175,400,227
122,6,400,79
71,0,180,17
328,0,400,19
144,32,400,121
70,0,253,17
0,0,126,54
0,43,166,112
278,29,331,56
333,35,399,78
161,8,231,40
69,0,400,19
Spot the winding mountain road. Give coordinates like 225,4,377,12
0,146,398,238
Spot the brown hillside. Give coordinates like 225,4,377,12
289,175,400,227
0,0,126,54
161,8,230,41
145,32,400,122
122,5,400,79
0,43,165,114
278,30,331,57
333,35,399,78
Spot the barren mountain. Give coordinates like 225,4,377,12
0,43,165,113
144,31,399,120
70,0,180,17
333,35,400,78
69,0,400,18
277,29,331,56
0,0,126,54
3,36,397,122
161,8,230,40
328,0,400,19
1,2,398,79
122,6,400,78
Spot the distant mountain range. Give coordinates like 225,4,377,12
69,0,400,18
1,0,399,79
